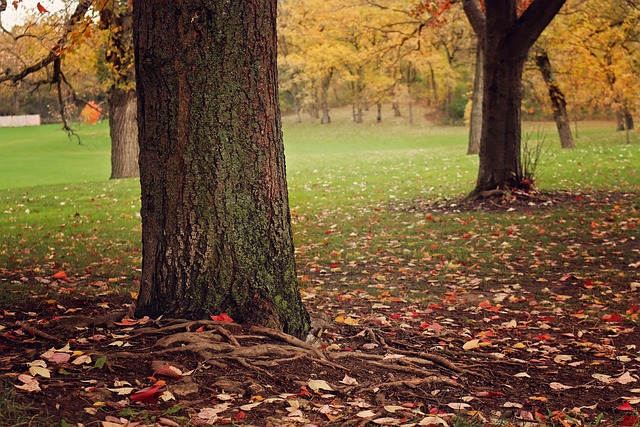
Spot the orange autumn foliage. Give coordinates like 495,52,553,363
80,101,102,124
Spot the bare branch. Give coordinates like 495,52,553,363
0,0,93,84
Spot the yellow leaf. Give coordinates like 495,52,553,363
463,339,480,350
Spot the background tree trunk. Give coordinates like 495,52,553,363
133,0,310,338
534,50,575,149
467,41,483,155
101,1,140,179
109,88,139,179
477,52,525,191
320,69,333,124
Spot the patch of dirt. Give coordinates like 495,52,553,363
1,278,639,426
411,190,639,214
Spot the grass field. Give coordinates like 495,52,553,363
1,111,639,426
0,110,638,286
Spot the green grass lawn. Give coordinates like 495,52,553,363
0,122,112,190
0,112,638,286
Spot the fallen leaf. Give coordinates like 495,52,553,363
619,415,640,426
108,387,135,395
372,417,402,425
308,379,333,392
448,402,471,411
28,366,51,378
463,339,480,350
45,352,71,364
602,313,624,323
210,313,234,322
549,382,573,390
15,374,41,392
553,355,573,364
53,271,67,279
240,401,262,411
616,372,638,385
72,354,92,365
130,381,165,404
357,410,377,418
419,416,449,426
592,374,613,384
152,361,183,379
617,402,635,411
113,318,138,326
340,374,358,385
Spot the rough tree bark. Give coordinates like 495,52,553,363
462,0,566,193
108,88,139,178
534,49,574,149
133,0,310,338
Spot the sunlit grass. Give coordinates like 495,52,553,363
0,111,638,286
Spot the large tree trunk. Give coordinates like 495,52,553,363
462,0,566,194
109,88,139,179
534,50,574,149
467,41,483,155
133,0,310,338
477,51,526,190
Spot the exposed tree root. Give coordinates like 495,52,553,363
17,321,66,344
104,320,469,398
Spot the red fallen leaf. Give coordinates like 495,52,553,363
114,318,139,326
390,313,402,320
475,391,504,398
234,411,246,420
195,325,205,332
619,415,640,426
36,2,49,13
53,271,67,279
478,300,492,309
298,385,312,397
329,263,340,268
130,380,165,403
210,313,233,322
617,402,635,411
151,361,182,379
603,313,624,323
402,402,422,408
535,334,552,341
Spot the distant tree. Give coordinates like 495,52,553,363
0,0,138,178
532,48,574,149
133,0,310,338
462,0,566,194
99,0,138,179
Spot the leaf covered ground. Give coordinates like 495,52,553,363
1,191,639,427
